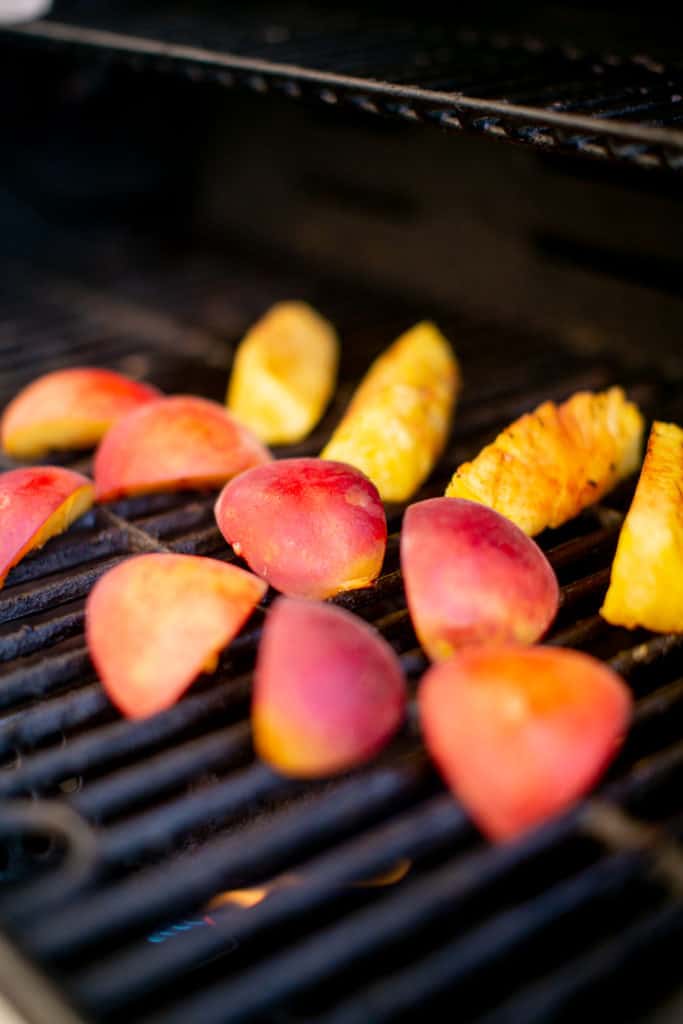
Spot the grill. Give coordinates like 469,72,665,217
1,233,683,1024
3,1,683,170
2,3,683,1022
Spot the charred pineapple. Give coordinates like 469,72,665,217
601,421,683,632
321,322,460,502
227,302,339,445
446,387,644,535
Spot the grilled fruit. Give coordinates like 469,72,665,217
1,367,159,459
446,387,644,536
227,301,339,445
94,395,271,502
419,646,631,840
87,553,266,718
0,466,94,588
253,598,406,776
215,458,386,599
402,498,559,660
321,321,460,502
601,421,683,632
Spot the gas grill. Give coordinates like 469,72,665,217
2,4,683,1023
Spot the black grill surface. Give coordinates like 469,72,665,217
2,2,683,171
1,233,683,1024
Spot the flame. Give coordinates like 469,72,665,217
205,859,412,913
352,858,412,888
207,887,270,910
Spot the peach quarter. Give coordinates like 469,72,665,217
419,646,632,841
0,466,94,588
1,367,159,459
86,553,267,719
253,597,407,776
215,458,387,599
94,395,271,501
401,498,559,660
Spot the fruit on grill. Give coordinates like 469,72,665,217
94,395,271,502
1,367,159,459
401,498,559,660
215,458,387,599
419,646,632,840
446,387,644,536
0,466,94,588
227,301,339,445
601,421,683,632
86,553,266,719
321,321,460,502
253,597,406,776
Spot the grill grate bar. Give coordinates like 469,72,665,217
15,755,432,960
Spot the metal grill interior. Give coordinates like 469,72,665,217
0,231,682,1024
2,4,683,1023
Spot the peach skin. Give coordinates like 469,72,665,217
0,466,94,588
86,553,266,718
94,395,271,501
253,597,406,776
227,301,339,444
215,458,387,599
419,646,632,841
1,367,159,459
401,498,559,660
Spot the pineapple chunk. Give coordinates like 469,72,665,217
227,302,339,445
321,322,461,502
446,387,644,535
601,421,683,632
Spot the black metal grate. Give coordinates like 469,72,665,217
2,2,683,171
2,233,683,1024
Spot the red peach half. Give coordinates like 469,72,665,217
253,597,407,777
86,553,267,718
401,498,559,661
1,367,159,459
0,466,94,588
419,645,632,840
94,395,271,501
215,458,387,599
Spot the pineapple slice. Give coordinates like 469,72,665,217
227,302,339,445
601,421,683,632
321,322,461,502
446,387,644,536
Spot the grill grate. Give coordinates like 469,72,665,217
1,234,683,1023
2,2,683,170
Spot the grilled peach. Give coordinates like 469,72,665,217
419,646,631,840
0,466,94,587
215,458,386,599
1,367,159,459
86,553,266,719
94,395,271,502
253,598,406,776
227,302,339,445
446,387,644,535
602,421,683,632
402,498,558,660
321,322,460,502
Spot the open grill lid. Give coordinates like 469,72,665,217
1,232,683,1023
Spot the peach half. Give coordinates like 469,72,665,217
419,646,632,841
1,367,159,459
94,395,271,501
86,553,266,718
215,458,387,599
401,498,559,660
253,597,407,776
0,466,94,588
